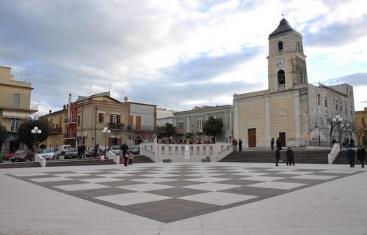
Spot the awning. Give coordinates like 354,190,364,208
2,111,32,119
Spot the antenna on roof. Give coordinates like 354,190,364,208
282,13,285,18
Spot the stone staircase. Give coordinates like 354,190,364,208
220,149,330,164
133,155,154,163
0,161,41,168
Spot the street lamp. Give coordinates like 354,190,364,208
31,126,42,152
102,127,111,155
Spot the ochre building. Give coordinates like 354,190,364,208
233,19,355,148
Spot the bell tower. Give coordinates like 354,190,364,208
267,18,308,93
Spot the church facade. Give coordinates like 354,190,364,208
233,19,355,148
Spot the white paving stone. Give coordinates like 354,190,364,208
30,177,69,182
184,182,241,191
291,174,337,180
96,192,170,206
55,183,108,191
241,176,285,181
118,183,173,192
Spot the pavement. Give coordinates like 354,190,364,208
0,162,366,235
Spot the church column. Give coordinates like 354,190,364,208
264,96,271,147
294,90,301,146
233,99,239,139
186,116,190,133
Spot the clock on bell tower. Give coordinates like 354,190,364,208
267,18,308,93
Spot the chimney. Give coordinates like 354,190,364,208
63,105,66,110
68,93,72,123
49,110,52,114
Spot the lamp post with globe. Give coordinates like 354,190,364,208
102,127,111,155
31,126,42,153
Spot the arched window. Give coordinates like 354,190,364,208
278,70,285,87
278,41,283,52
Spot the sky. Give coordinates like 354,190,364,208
0,0,367,114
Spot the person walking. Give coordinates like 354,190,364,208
275,148,281,166
238,139,243,151
271,138,275,151
232,139,238,151
120,143,128,166
77,144,82,159
357,146,366,168
286,147,295,166
346,147,355,168
80,144,86,159
276,137,282,151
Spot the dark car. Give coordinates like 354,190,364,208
128,145,140,155
63,148,79,159
10,150,33,162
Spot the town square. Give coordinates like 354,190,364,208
0,0,367,234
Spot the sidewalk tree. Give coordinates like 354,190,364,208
17,119,50,149
157,123,176,143
0,122,7,147
203,116,223,143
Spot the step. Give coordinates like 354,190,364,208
46,159,115,167
0,161,41,168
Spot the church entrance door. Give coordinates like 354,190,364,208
279,132,286,147
248,128,256,147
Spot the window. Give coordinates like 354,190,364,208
317,94,320,105
111,114,117,123
178,121,184,130
12,94,20,108
325,98,328,107
77,115,80,125
136,116,141,130
128,115,133,125
197,119,204,133
278,41,283,52
278,70,285,88
297,42,301,52
336,104,338,111
98,113,104,123
11,119,20,132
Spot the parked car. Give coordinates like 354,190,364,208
4,151,16,161
10,150,33,162
39,148,57,160
128,145,140,155
64,148,78,159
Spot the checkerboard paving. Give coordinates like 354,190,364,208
9,165,361,223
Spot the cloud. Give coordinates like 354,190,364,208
304,16,367,47
330,73,367,87
161,47,260,83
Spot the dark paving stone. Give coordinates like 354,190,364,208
19,174,59,179
275,178,325,185
148,187,208,197
70,187,133,197
164,175,202,180
158,180,204,187
112,175,151,180
218,179,264,186
261,173,300,178
68,175,106,180
44,171,75,174
38,179,89,187
98,180,144,187
221,185,286,198
125,198,218,223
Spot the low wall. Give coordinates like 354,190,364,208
140,143,233,162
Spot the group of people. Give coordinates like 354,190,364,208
77,144,87,159
272,136,294,166
346,146,366,168
232,139,243,151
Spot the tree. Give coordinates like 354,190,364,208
0,122,7,147
203,116,223,143
157,123,176,143
17,119,49,149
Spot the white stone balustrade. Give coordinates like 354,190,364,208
140,143,233,162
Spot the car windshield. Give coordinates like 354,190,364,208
43,149,53,153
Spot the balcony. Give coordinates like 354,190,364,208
64,117,77,124
49,127,62,135
108,122,124,130
127,125,155,132
63,133,76,139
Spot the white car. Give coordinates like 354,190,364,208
39,148,57,160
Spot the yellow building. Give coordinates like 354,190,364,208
234,19,355,148
355,108,367,146
0,66,37,152
40,109,66,148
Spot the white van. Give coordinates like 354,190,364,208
59,145,72,152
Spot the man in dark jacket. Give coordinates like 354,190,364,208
357,146,366,168
120,143,128,166
286,147,295,166
346,148,355,168
271,138,275,151
275,149,281,166
238,139,243,151
276,137,282,150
